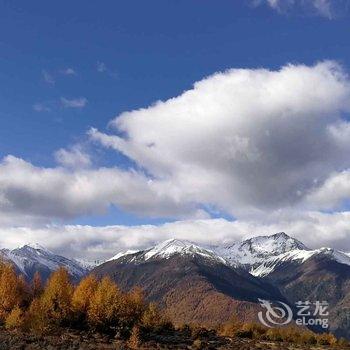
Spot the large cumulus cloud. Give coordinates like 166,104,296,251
90,61,350,219
0,155,205,224
2,61,350,252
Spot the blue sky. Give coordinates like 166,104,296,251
2,0,350,256
2,0,349,167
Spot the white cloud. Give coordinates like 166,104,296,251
33,103,50,112
54,145,91,169
60,97,88,109
42,70,55,85
97,61,118,78
90,61,350,219
305,170,350,209
60,68,76,75
0,155,204,224
4,61,350,254
1,212,350,260
97,62,107,73
256,0,348,18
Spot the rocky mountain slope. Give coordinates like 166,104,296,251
97,234,350,337
4,233,350,337
92,239,285,326
211,232,350,338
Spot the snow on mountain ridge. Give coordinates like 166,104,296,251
249,246,350,277
211,232,308,268
109,238,227,264
23,242,52,253
108,250,139,262
0,243,88,281
144,238,226,263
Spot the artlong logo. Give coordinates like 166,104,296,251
258,299,293,328
258,299,329,329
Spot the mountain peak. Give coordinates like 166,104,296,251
144,238,218,260
21,243,51,252
214,232,309,268
245,232,308,251
0,244,88,282
109,238,227,264
270,232,289,239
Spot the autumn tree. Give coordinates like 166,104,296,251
31,272,43,298
25,298,49,333
0,261,25,320
72,274,98,325
87,276,125,332
141,302,171,332
126,286,146,320
5,305,24,330
40,267,74,327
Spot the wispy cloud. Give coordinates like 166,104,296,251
60,97,88,109
97,61,107,73
55,145,91,169
253,0,349,19
97,61,118,78
42,70,55,85
33,103,51,112
60,67,76,76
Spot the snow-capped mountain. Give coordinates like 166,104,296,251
108,233,350,279
109,238,227,265
212,232,350,277
249,247,350,277
74,258,105,270
211,232,308,268
0,243,88,282
93,238,285,327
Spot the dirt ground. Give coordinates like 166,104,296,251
0,327,348,350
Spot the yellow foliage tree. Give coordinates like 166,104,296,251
40,267,73,326
141,302,170,331
72,274,98,324
0,261,24,320
124,287,146,325
25,298,49,333
87,276,124,331
32,271,43,298
5,305,24,330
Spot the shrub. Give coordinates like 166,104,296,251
5,305,24,330
235,328,253,339
127,325,142,349
266,328,283,342
219,315,242,337
241,322,266,339
338,337,349,347
192,338,203,349
298,330,317,345
316,332,337,346
141,302,172,332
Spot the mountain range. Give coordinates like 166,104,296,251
0,243,88,282
2,233,350,338
93,233,350,337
